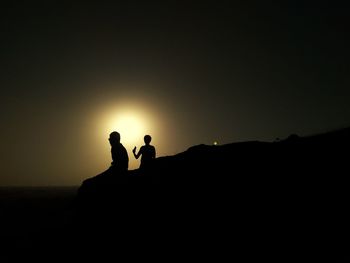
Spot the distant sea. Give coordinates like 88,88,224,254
0,187,79,261
0,186,78,237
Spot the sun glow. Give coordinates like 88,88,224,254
94,101,161,170
110,111,154,168
106,114,148,147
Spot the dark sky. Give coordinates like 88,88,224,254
1,0,350,186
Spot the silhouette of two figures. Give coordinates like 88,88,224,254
105,132,156,176
88,131,156,187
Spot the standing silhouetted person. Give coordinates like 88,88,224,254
109,131,129,173
133,135,156,170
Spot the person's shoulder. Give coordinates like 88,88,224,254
119,143,127,149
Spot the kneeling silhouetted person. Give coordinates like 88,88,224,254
133,135,156,170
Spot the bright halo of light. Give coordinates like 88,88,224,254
95,102,159,170
105,112,148,148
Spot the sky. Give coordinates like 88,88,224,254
1,0,350,186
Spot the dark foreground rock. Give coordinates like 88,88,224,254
72,128,350,262
3,129,349,262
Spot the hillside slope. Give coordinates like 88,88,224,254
73,128,350,262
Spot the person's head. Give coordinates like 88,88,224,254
144,135,152,145
109,131,121,146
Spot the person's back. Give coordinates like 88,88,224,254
111,143,129,171
109,131,129,172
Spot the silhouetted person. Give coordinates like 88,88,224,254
109,131,129,173
133,135,156,170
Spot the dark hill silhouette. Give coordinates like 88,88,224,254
73,128,350,262
4,129,348,262
78,127,350,191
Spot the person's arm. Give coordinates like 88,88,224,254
133,146,142,159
